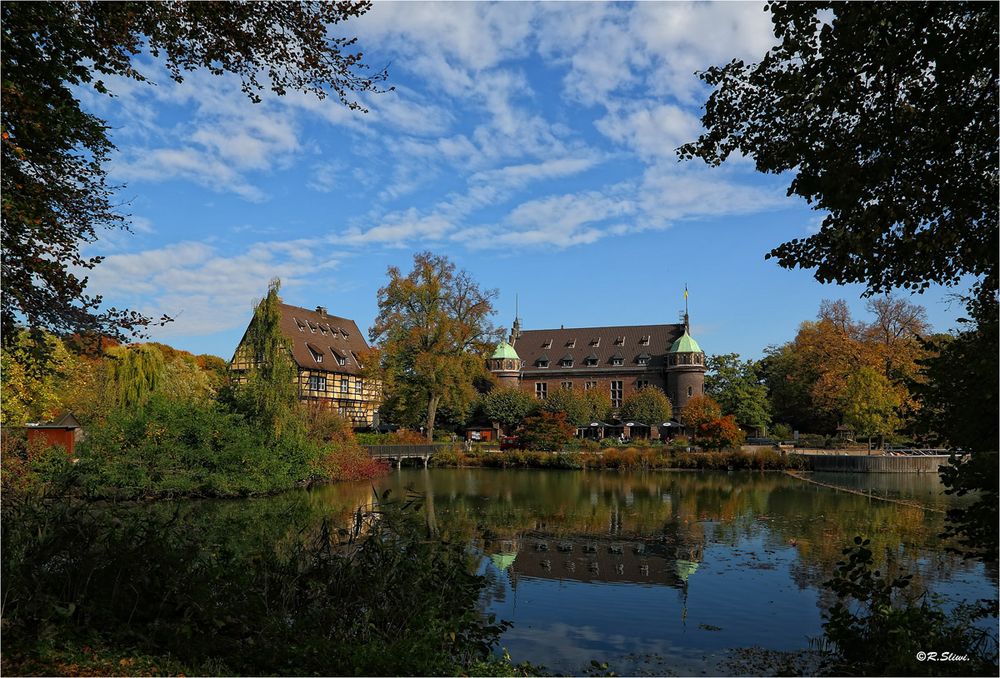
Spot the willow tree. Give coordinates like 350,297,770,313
105,344,165,410
370,253,499,441
232,279,299,440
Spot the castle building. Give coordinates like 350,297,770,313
488,308,705,417
231,303,379,427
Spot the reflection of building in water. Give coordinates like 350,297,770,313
481,528,703,592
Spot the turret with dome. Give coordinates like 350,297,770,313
665,293,706,411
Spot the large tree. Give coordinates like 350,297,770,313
679,1,997,298
618,386,672,427
704,353,771,435
1,1,385,347
842,367,902,452
370,253,499,441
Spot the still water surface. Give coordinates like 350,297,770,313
309,469,993,675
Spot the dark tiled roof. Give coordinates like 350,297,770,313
279,303,370,375
515,324,685,373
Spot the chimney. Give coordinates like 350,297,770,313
316,306,327,317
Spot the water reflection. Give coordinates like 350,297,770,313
303,468,993,675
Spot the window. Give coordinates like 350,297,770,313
307,321,318,333
584,381,597,391
639,335,650,346
331,348,347,366
294,318,306,332
353,378,362,395
319,325,328,335
308,375,327,391
535,382,547,400
340,376,349,393
542,339,552,349
307,344,324,363
611,381,623,408
351,351,363,368
637,352,651,366
610,355,624,366
590,337,601,347
637,379,649,389
687,386,693,397
560,355,573,367
614,336,625,346
340,329,349,339
566,339,576,348
561,381,573,390
537,357,549,368
585,355,598,366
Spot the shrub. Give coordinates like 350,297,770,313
517,411,575,451
698,415,747,450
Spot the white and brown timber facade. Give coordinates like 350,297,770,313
488,315,706,416
232,303,379,427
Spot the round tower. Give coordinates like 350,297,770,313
488,339,521,388
665,292,706,414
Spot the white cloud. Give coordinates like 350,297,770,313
595,102,703,161
84,239,344,337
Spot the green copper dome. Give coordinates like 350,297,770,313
669,330,702,354
490,341,520,360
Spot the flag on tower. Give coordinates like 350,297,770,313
684,285,688,299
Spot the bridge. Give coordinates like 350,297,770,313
362,443,454,467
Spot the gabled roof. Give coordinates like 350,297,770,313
276,303,370,374
515,323,686,373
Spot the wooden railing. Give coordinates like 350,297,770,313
362,443,455,458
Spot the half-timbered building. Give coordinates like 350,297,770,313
232,303,379,427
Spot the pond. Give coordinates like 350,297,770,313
299,468,995,675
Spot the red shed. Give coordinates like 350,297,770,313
25,413,83,456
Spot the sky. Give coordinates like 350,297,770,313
78,1,972,361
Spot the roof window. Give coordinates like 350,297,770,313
566,339,576,348
306,343,324,363
542,339,552,349
610,353,624,366
537,355,550,368
639,335,650,346
294,318,306,332
330,348,347,366
590,337,601,347
614,336,625,346
560,354,574,367
585,354,599,366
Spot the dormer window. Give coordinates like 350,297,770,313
537,355,550,368
639,335,650,346
614,336,625,346
340,329,349,339
585,354,599,367
351,351,363,368
331,348,347,366
566,339,576,348
560,354,574,368
307,321,318,333
590,337,601,347
319,325,328,335
610,353,624,366
307,343,324,363
542,339,552,349
294,318,306,332
637,352,651,366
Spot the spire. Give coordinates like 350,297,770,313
683,284,689,332
509,294,522,345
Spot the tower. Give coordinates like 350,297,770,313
489,310,522,388
665,286,706,413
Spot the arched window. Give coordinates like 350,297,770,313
687,386,693,397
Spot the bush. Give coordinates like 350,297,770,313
820,537,997,676
75,396,320,498
1,493,515,676
517,411,575,451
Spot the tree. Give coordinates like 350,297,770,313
480,388,534,434
105,344,166,410
679,2,997,298
843,367,902,451
619,386,672,426
698,415,746,451
1,1,386,348
230,279,300,440
517,411,575,452
704,354,771,435
536,388,587,427
680,395,723,445
370,253,499,441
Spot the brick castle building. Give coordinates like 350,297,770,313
487,308,706,417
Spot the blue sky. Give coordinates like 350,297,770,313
79,1,971,360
